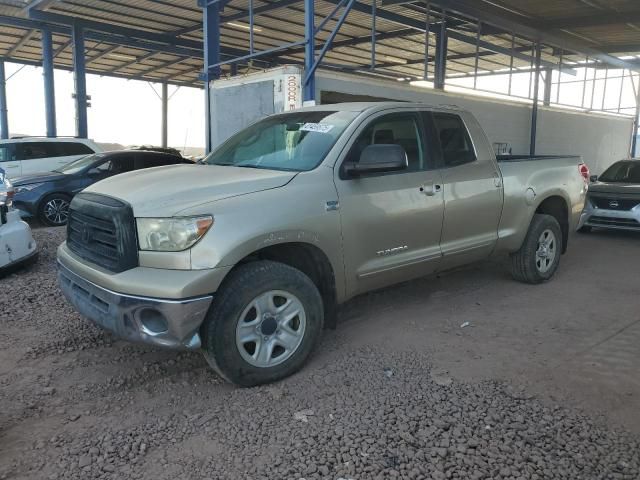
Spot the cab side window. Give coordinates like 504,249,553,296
432,113,476,167
345,113,427,174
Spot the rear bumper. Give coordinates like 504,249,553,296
57,261,213,350
579,203,640,232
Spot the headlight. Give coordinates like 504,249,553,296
0,178,14,207
136,216,214,252
14,183,44,194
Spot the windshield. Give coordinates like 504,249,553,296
203,110,358,172
56,153,106,175
599,160,640,183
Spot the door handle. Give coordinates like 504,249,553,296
493,172,503,188
420,184,442,196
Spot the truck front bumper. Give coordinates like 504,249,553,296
58,261,213,350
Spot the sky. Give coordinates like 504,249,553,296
3,62,205,149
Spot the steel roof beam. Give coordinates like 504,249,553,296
428,0,640,71
599,44,640,54
22,0,57,11
323,0,571,73
2,56,202,89
0,15,203,59
6,29,37,56
27,9,202,51
542,11,640,29
86,44,121,66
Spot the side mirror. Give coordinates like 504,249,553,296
590,175,598,183
344,144,408,177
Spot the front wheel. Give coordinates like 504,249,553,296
201,260,323,386
510,214,562,284
38,193,71,226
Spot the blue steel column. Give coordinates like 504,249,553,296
203,0,221,153
304,0,315,102
0,61,8,140
72,23,88,138
42,28,57,137
434,17,448,90
530,43,542,156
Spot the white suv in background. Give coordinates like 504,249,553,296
0,137,102,178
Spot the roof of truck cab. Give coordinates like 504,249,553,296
298,102,464,114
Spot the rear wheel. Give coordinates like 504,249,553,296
510,214,562,284
201,260,323,387
38,193,71,226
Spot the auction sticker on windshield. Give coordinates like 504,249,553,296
300,123,334,133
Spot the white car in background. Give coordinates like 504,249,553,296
0,168,37,273
0,137,102,179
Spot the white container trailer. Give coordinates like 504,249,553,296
209,66,303,148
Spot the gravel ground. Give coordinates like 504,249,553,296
1,227,639,479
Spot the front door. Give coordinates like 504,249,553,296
335,111,445,297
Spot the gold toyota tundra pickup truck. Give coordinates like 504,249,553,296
57,103,589,386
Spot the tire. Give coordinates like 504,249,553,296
201,260,324,387
38,193,71,226
510,214,562,284
578,225,592,233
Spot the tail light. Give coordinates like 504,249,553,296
579,163,590,183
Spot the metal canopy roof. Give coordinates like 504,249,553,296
0,0,639,88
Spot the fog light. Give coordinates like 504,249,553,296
138,308,169,334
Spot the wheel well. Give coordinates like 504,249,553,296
535,196,569,253
38,192,72,207
237,243,338,328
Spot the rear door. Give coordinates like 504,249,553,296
428,111,503,269
0,144,20,177
335,110,444,296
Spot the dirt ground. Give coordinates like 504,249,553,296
1,226,639,479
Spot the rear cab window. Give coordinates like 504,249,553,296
431,113,477,167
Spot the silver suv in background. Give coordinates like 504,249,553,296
0,137,102,178
579,159,640,233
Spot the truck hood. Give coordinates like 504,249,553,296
85,164,297,217
589,182,640,196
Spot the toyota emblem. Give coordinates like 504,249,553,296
609,200,619,209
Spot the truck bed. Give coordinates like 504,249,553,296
497,154,581,163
